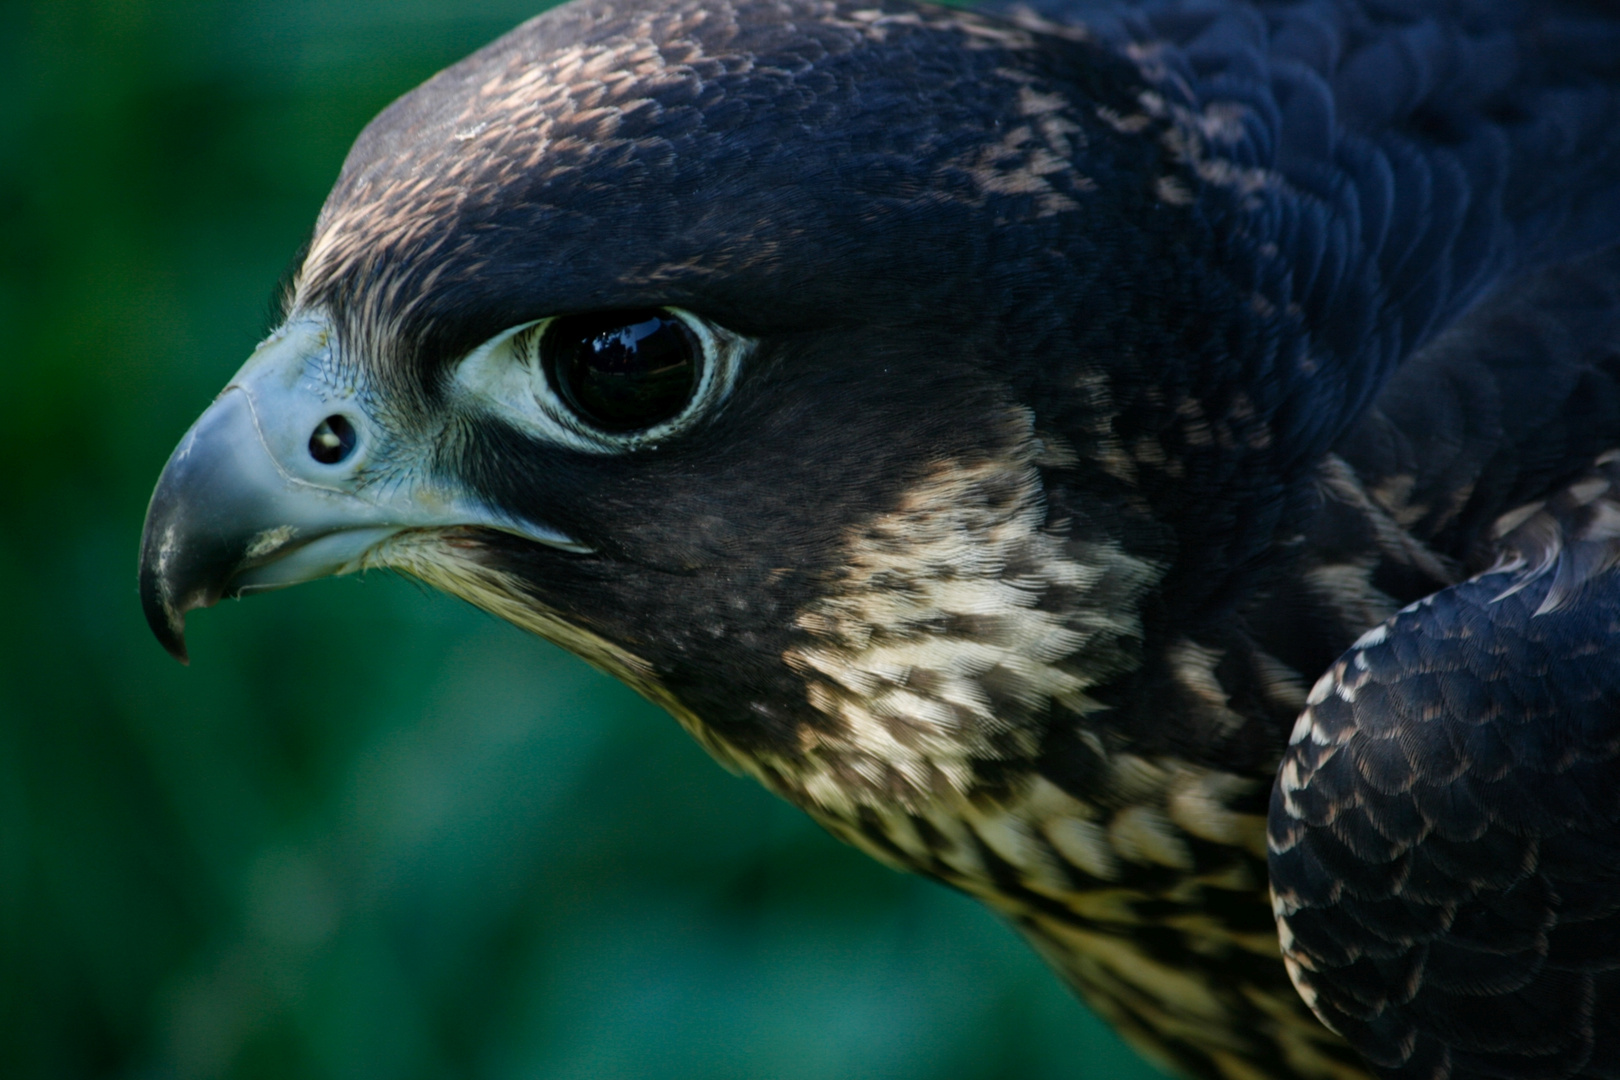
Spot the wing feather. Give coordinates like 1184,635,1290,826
1268,459,1620,1078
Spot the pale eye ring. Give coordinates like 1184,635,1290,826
453,306,748,454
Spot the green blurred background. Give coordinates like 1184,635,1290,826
1,1,1173,1077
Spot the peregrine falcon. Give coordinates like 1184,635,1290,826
137,1,1620,1077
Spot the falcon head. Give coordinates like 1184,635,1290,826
139,0,1303,817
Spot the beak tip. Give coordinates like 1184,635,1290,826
140,578,193,664
159,623,192,666
138,538,198,665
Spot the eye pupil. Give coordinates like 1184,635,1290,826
542,310,699,432
308,415,357,464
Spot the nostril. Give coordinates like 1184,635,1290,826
308,415,358,465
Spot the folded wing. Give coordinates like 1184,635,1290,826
1268,458,1620,1078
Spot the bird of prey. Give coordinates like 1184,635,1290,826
138,0,1620,1076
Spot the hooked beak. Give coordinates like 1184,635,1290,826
138,315,585,662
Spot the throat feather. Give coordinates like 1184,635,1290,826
778,448,1160,816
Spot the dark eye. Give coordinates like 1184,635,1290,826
541,309,701,432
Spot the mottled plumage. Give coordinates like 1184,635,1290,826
138,2,1620,1078
1271,453,1620,1078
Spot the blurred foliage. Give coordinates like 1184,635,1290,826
0,0,1173,1077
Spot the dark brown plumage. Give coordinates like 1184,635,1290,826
138,2,1620,1077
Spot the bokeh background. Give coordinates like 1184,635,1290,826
2,1,1174,1077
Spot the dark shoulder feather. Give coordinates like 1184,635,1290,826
1332,244,1620,572
998,0,1620,435
1267,456,1620,1078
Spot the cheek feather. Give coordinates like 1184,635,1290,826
770,437,1161,817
